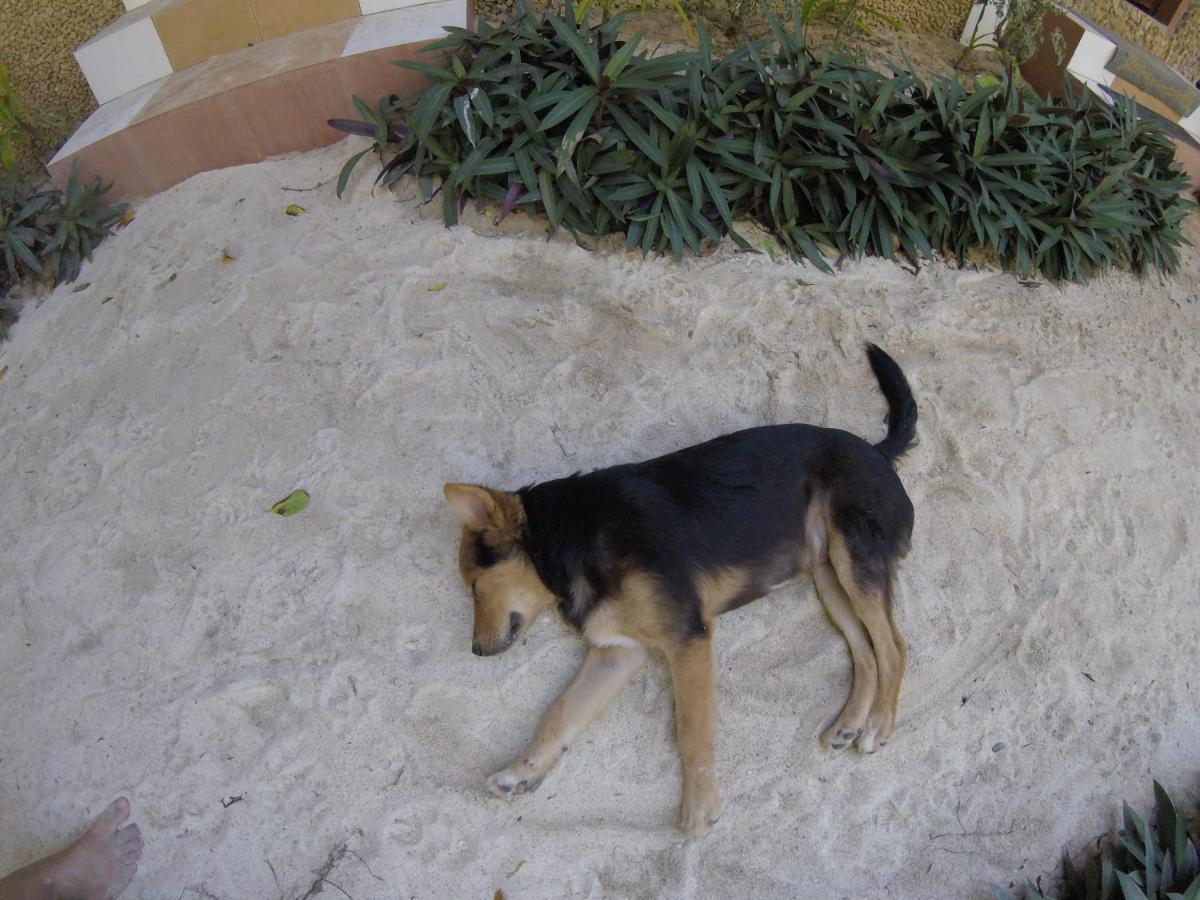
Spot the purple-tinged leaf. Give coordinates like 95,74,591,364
497,182,523,223
866,157,893,182
330,117,406,142
327,118,376,137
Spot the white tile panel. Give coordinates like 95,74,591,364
359,0,444,13
1178,104,1200,142
75,17,173,105
342,1,468,57
1067,29,1118,88
959,2,999,48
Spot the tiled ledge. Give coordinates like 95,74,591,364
51,3,466,201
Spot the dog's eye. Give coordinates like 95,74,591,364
472,537,501,568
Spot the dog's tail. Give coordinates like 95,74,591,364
865,343,917,464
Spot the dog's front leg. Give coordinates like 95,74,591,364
487,643,647,799
668,634,720,836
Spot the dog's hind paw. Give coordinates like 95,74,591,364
856,710,895,754
486,767,541,799
856,726,879,754
820,724,862,751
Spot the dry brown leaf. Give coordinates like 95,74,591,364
222,250,236,265
116,209,136,229
284,204,306,216
427,283,447,292
0,366,7,381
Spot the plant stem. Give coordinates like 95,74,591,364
955,0,991,70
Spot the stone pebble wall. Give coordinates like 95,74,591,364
0,0,124,161
874,0,975,39
1068,0,1199,81
875,0,1199,82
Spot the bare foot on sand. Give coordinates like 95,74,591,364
0,798,142,900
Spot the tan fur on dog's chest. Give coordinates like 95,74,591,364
582,604,640,648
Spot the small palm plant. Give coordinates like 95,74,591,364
1,163,128,299
994,782,1200,900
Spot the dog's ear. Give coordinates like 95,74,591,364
443,483,517,533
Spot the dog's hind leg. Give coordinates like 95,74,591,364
813,562,878,750
667,634,721,836
486,643,646,799
870,588,908,749
829,538,907,754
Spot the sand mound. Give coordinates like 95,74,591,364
1,139,1197,899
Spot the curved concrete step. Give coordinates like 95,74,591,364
76,0,437,104
52,3,468,201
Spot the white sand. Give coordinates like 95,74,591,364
1,139,1198,899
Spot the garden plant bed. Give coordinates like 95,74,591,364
335,7,1191,282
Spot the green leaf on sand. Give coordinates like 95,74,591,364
269,489,310,516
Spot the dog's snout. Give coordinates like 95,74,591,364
473,614,524,657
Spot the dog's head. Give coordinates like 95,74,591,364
443,483,555,656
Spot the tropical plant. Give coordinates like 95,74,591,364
1,163,128,299
956,0,1065,71
0,62,32,173
993,781,1200,900
330,4,1192,282
39,165,129,284
0,298,15,339
334,5,705,256
995,0,1062,66
0,177,46,288
2,63,98,179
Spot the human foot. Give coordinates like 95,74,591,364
0,798,143,900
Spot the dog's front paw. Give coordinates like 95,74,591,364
678,783,721,837
486,766,541,799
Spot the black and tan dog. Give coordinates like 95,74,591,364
444,344,917,835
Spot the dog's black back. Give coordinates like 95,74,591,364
518,344,917,641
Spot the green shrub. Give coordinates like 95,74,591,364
995,781,1199,900
0,298,15,340
332,4,1192,282
1,62,31,174
0,163,127,300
